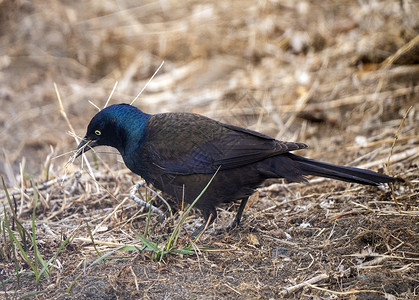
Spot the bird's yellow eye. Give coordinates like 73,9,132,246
95,130,101,136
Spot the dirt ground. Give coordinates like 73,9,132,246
0,0,418,299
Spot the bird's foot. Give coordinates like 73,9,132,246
191,224,206,239
224,219,243,233
225,223,259,233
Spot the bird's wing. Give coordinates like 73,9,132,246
143,113,307,175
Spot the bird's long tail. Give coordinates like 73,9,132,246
287,153,394,186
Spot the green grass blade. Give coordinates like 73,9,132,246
170,248,195,255
66,271,83,294
167,167,220,251
85,221,102,257
117,245,139,251
1,213,7,260
132,229,159,252
31,182,49,284
21,290,47,299
12,240,21,287
87,246,127,268
40,234,72,277
3,207,36,273
2,177,29,251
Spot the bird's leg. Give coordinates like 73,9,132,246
191,207,217,237
191,222,208,238
230,197,249,228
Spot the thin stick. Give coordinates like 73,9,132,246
73,237,130,247
130,60,164,106
54,83,100,191
346,135,418,150
303,282,388,296
386,105,412,209
88,100,101,111
104,81,118,108
130,266,140,291
223,283,242,296
278,80,319,137
0,173,77,200
359,147,418,170
92,197,130,235
208,85,419,115
382,35,419,66
19,159,25,217
55,83,77,140
386,106,412,173
281,273,328,295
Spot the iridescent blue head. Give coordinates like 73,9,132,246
76,104,151,156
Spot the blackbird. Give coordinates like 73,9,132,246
76,104,394,233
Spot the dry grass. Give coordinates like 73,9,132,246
0,0,418,299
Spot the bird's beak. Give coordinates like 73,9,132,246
75,137,98,158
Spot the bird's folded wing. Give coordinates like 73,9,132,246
144,114,307,175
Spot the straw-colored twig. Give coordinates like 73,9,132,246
92,197,130,235
130,60,164,106
278,80,319,138
0,173,77,200
281,273,328,295
386,106,413,173
386,106,413,209
382,34,419,67
104,81,118,108
54,83,100,192
347,135,418,150
303,282,390,297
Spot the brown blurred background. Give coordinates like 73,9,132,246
1,1,418,298
0,0,418,183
